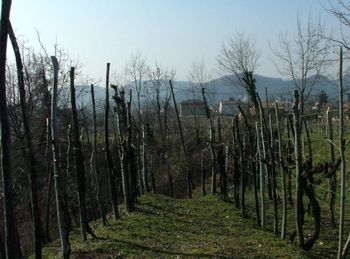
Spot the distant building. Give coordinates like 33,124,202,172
180,99,207,117
344,102,350,120
258,100,293,116
218,99,243,116
274,100,293,115
312,101,335,113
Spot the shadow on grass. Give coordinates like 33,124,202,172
135,205,229,231
91,236,233,258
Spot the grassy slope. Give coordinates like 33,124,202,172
38,194,310,259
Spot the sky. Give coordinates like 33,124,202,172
9,0,343,82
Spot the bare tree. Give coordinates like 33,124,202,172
217,32,260,108
188,59,212,88
188,58,213,103
186,59,210,146
325,0,350,50
124,51,149,124
112,85,134,211
188,59,217,194
124,52,149,200
8,21,43,259
271,14,330,113
169,80,192,198
147,64,175,197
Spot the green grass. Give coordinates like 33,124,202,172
36,194,310,259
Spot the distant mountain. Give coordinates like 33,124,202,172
59,84,106,111
172,74,339,105
206,74,339,103
60,74,343,111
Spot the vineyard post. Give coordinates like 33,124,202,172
256,122,265,228
338,46,348,259
236,117,246,217
275,103,287,239
201,88,217,194
232,117,240,208
104,63,119,219
269,113,278,235
141,125,150,193
201,151,207,196
91,84,107,225
169,80,192,198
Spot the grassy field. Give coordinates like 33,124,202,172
36,193,313,259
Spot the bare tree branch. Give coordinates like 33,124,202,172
271,14,331,113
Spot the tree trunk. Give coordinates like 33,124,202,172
275,104,287,239
8,21,43,258
286,116,293,205
150,153,156,194
259,106,269,225
217,117,227,197
256,122,265,228
170,80,192,198
51,56,71,258
238,106,260,225
145,124,156,194
127,97,138,203
236,118,246,217
269,114,278,235
112,85,134,211
104,63,119,219
141,125,150,193
232,117,240,208
70,67,96,240
91,84,107,225
44,116,53,241
258,98,272,200
303,118,314,216
301,176,321,251
326,108,336,228
293,89,304,248
0,1,23,258
338,46,347,259
201,88,216,194
201,151,207,196
64,125,73,231
0,234,5,259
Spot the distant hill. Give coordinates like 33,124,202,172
206,74,339,103
59,84,107,111
60,74,344,110
173,74,339,104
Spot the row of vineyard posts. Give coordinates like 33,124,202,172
1,3,350,259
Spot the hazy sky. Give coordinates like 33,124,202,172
9,0,341,82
